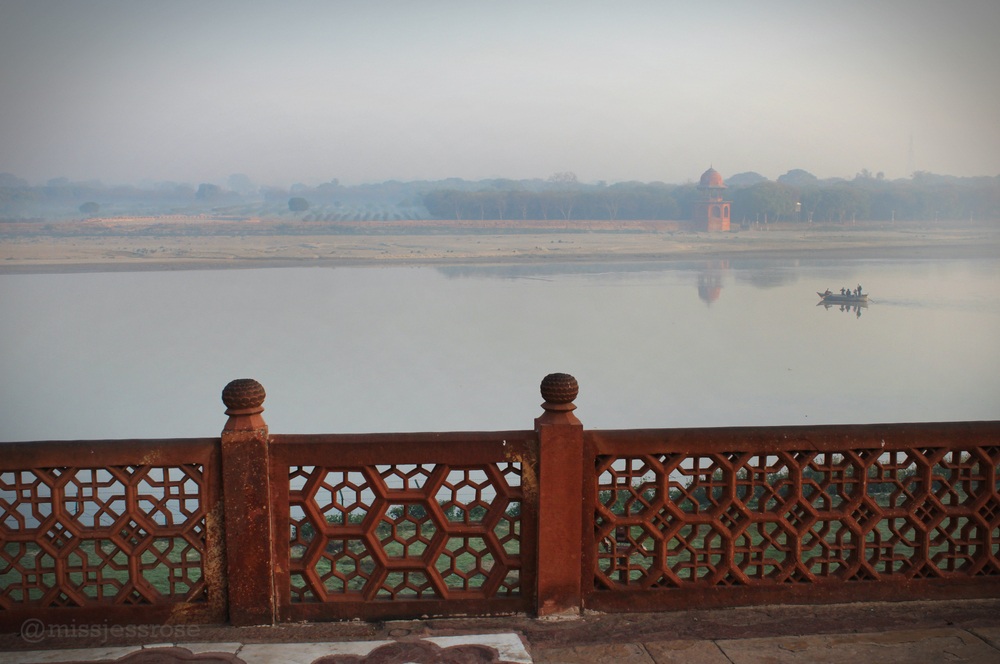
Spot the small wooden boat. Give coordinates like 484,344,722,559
817,290,868,302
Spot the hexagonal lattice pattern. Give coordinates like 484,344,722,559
288,462,524,603
315,539,374,596
594,446,1000,590
376,504,437,558
435,469,495,524
0,465,209,609
436,537,496,591
312,469,374,527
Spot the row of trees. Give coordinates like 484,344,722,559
424,185,689,221
0,178,211,216
3,171,998,223
729,176,999,224
424,176,1000,224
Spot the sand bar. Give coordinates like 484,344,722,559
1,219,998,274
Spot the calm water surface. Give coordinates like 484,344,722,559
1,258,998,442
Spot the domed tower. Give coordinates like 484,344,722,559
692,167,731,231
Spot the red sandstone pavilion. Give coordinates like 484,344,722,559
692,166,731,231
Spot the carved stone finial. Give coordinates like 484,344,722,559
540,373,578,406
222,379,266,413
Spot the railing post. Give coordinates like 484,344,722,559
220,379,275,625
534,373,584,616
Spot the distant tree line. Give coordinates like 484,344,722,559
424,183,695,221
2,169,998,223
0,176,207,216
729,172,999,224
424,172,1000,224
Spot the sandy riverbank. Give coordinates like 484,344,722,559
1,220,998,273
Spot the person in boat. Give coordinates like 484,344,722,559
840,287,846,295
858,284,862,295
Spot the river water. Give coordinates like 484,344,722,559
1,257,998,442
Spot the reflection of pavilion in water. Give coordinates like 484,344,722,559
697,260,729,304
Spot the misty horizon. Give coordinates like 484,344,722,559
2,1,998,187
3,167,998,193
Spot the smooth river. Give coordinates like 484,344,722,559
1,257,998,442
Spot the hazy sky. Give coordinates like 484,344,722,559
1,0,998,186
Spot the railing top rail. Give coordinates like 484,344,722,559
0,437,220,468
270,430,536,467
270,430,534,445
586,420,1000,454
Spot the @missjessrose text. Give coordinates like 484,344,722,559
20,619,201,644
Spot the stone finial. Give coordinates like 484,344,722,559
540,373,578,411
222,379,266,414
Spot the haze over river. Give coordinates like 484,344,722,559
1,257,998,443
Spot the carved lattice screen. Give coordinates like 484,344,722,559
586,428,999,611
0,440,224,627
271,432,536,621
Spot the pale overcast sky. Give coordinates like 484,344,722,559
1,0,998,186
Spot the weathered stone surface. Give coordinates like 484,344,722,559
532,642,653,664
970,626,1000,650
645,639,732,663
2,647,141,663
175,644,243,656
718,628,1000,664
424,634,532,663
239,641,390,664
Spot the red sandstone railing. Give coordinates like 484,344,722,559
583,423,1000,612
0,438,226,629
270,431,536,622
0,375,997,631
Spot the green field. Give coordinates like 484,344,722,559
1,537,202,603
290,513,522,598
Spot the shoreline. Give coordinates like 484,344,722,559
1,243,998,275
2,224,998,274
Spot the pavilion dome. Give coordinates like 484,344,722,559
698,167,726,188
